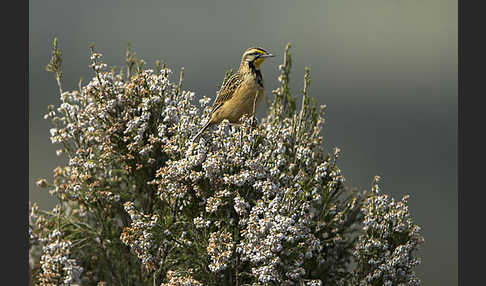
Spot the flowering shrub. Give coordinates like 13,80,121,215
29,39,424,285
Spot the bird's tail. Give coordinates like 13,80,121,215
191,120,212,142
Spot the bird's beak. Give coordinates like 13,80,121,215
260,53,275,58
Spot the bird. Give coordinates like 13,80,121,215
192,47,274,141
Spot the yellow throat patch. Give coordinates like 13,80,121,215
254,57,264,68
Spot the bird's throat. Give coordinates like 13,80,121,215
247,61,263,88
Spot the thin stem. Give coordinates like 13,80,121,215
177,67,184,95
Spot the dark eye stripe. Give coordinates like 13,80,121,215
245,48,267,57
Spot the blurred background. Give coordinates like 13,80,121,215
29,0,457,284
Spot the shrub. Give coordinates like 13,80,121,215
29,39,424,286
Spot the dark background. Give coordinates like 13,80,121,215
29,0,457,284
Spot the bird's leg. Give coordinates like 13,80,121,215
250,91,259,128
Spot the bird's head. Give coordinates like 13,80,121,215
241,47,274,69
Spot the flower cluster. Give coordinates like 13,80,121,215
161,269,202,286
29,41,424,285
207,230,234,272
353,176,424,285
120,202,160,271
37,228,83,286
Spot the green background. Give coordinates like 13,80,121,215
29,0,457,284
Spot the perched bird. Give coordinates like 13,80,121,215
192,47,274,141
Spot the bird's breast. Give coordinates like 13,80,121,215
215,81,264,123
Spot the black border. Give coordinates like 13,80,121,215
4,0,28,283
459,0,484,285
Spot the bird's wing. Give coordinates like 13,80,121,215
211,73,242,113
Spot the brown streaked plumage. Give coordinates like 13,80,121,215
192,47,274,141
